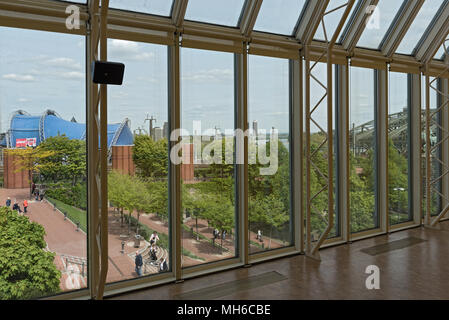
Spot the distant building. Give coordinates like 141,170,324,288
152,127,163,142
163,121,169,139
252,120,258,136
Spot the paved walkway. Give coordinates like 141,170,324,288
0,188,150,292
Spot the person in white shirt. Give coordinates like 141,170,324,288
149,231,160,246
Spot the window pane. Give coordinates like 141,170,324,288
181,48,236,267
0,27,86,298
185,0,245,27
388,72,411,225
254,0,306,35
109,0,173,16
434,42,447,60
107,40,170,282
357,0,405,49
421,76,441,217
349,67,378,233
314,0,357,42
308,62,338,239
396,0,445,55
248,55,292,254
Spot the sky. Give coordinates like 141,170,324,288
0,0,443,136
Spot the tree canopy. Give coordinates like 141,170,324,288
0,207,61,300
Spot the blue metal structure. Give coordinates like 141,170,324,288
3,110,133,151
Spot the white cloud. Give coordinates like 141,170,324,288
109,39,154,61
18,98,30,103
44,57,82,70
2,73,35,82
182,68,233,82
59,71,84,80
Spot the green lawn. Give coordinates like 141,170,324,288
46,197,87,233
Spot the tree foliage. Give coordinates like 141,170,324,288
38,135,86,185
0,207,61,300
133,135,168,178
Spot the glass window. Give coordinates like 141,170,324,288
109,0,174,17
184,0,246,27
396,0,445,55
248,55,292,254
107,40,170,282
180,48,236,267
421,76,441,217
349,67,378,233
0,27,86,298
434,42,447,60
254,0,306,35
314,0,357,42
388,72,411,225
357,0,405,49
307,62,338,240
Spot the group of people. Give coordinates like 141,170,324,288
31,183,44,201
5,197,28,214
213,229,227,240
134,231,168,276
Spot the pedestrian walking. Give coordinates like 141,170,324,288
12,201,21,213
159,258,168,273
31,182,36,195
23,199,28,213
149,231,159,246
257,230,262,242
6,197,11,207
149,245,158,264
135,251,143,276
222,230,226,240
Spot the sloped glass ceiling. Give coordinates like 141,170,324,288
253,0,307,35
184,0,246,27
396,0,445,55
314,0,357,42
357,0,405,49
434,41,448,60
109,0,174,17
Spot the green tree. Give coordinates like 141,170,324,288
0,207,61,300
133,135,168,178
5,147,55,197
38,135,86,185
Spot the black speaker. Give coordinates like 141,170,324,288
92,61,125,85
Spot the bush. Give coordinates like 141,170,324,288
45,181,87,210
0,207,61,299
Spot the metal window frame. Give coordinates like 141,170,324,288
1,0,449,300
380,0,424,58
415,1,449,64
341,0,379,53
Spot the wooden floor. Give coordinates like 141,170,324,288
108,221,449,300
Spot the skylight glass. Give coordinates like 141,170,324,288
109,0,174,17
396,0,445,55
253,0,307,35
434,41,448,60
314,0,358,42
357,0,405,49
184,0,246,27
